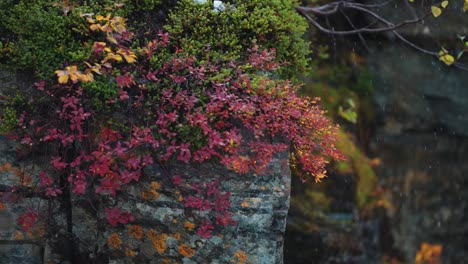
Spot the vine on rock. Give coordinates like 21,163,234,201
1,11,341,256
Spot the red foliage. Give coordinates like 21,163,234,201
105,207,134,227
197,220,214,238
18,210,38,232
5,18,341,231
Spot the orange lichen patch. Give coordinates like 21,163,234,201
13,231,24,240
183,221,195,231
224,244,231,249
415,243,442,264
27,223,46,239
178,243,196,258
146,229,158,240
0,163,33,186
125,248,136,257
150,181,161,189
241,202,249,207
0,162,13,171
141,189,160,200
172,219,178,224
178,196,183,202
0,203,6,210
152,234,167,254
170,233,181,240
234,250,248,264
128,225,143,240
107,233,122,249
146,230,167,254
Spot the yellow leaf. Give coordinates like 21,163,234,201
66,65,78,73
409,0,414,2
89,24,101,31
103,53,123,63
114,54,123,61
117,48,137,63
69,72,78,82
85,67,100,76
90,64,102,74
112,16,126,24
101,62,112,68
464,0,468,12
112,24,126,34
101,24,112,33
124,54,136,63
87,72,95,81
439,53,455,66
441,1,448,8
106,34,118,44
96,14,111,21
76,72,86,81
431,6,442,17
57,73,69,84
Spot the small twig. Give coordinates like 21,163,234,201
296,0,468,71
339,8,370,51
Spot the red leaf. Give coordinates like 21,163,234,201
18,210,38,232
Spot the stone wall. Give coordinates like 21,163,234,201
0,70,292,263
368,43,468,263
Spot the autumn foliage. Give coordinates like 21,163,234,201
1,11,341,242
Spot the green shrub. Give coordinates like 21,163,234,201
0,0,172,80
165,0,310,78
0,0,82,78
1,0,308,79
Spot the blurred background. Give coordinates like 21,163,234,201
284,1,468,263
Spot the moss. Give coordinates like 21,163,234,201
0,0,173,80
335,129,378,209
1,1,71,78
165,0,310,78
1,0,307,79
0,94,26,134
82,77,118,103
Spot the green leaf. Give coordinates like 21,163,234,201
441,1,449,8
338,106,357,123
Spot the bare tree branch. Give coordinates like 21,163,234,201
296,2,425,35
296,0,468,70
